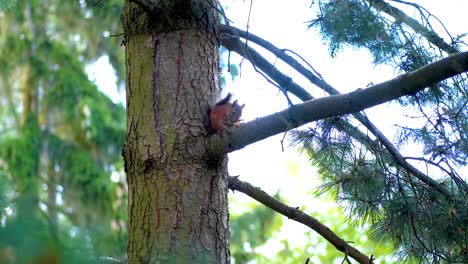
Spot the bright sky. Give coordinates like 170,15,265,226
87,0,468,261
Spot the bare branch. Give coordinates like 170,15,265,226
219,25,464,198
218,31,313,101
218,24,326,97
218,25,459,199
210,51,468,198
228,176,373,264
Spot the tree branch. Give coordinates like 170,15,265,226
217,24,326,97
367,0,459,54
218,24,459,199
218,30,314,101
228,176,373,264
209,50,468,179
404,156,468,194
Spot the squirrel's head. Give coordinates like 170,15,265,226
231,100,245,120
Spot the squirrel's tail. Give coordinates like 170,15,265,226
214,93,232,106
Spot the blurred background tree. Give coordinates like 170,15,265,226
0,0,126,262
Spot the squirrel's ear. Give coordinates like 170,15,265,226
232,100,245,109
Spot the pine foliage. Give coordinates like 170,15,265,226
293,0,468,262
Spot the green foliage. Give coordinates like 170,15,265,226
0,0,127,262
230,191,393,263
219,46,240,89
0,209,119,264
310,0,398,62
309,205,392,264
299,2,468,261
0,119,38,184
310,0,433,70
230,194,283,263
0,0,16,11
368,191,468,263
396,83,468,167
311,0,468,161
292,117,468,262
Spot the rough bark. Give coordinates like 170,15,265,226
121,1,230,263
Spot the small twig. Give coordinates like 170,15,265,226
405,156,468,194
341,253,352,264
453,98,468,119
204,0,232,25
109,32,124,38
280,131,288,152
282,48,323,80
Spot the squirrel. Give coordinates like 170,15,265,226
209,93,245,133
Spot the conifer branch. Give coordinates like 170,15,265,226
217,26,464,198
210,50,468,197
228,176,373,264
366,0,459,54
211,48,468,150
218,29,313,101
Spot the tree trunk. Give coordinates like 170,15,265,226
121,1,230,263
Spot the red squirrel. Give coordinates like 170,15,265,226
209,93,245,133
